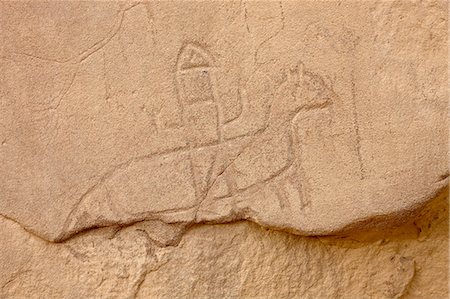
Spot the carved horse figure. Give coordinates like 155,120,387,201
205,63,336,207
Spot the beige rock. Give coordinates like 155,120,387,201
0,0,447,242
0,189,448,298
0,0,448,297
137,191,449,299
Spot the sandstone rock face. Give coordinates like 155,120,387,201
0,190,448,298
0,0,448,241
0,0,448,298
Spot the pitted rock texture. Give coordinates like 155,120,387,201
0,0,447,243
0,190,448,298
0,1,449,297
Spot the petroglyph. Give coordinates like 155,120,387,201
222,69,273,140
0,1,447,244
176,44,222,147
204,63,337,207
0,3,448,298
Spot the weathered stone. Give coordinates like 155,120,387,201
0,190,447,298
0,0,448,297
0,0,447,242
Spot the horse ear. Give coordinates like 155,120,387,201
285,61,306,87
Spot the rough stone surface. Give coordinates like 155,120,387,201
0,190,448,298
0,0,448,241
0,0,448,298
